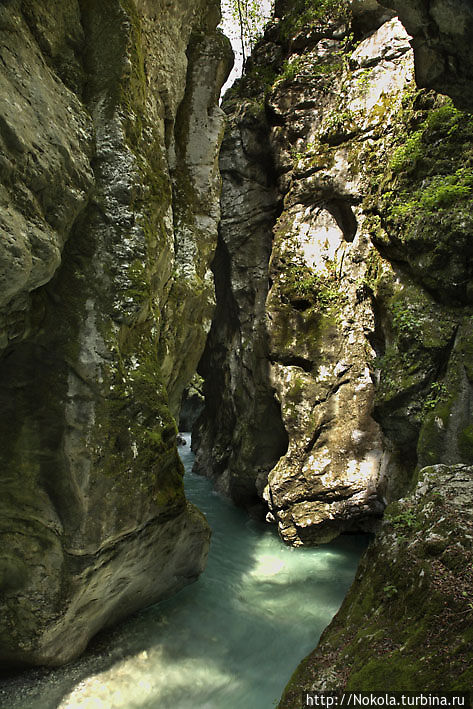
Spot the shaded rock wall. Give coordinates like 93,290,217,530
381,0,473,110
0,0,231,667
193,99,289,512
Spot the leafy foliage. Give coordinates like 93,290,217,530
389,130,423,173
391,301,419,338
280,0,350,40
383,583,399,599
222,0,272,65
281,258,342,311
423,382,448,412
387,506,418,530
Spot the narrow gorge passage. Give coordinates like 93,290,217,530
0,435,367,709
2,0,473,698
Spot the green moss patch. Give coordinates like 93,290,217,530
278,466,473,705
365,92,473,303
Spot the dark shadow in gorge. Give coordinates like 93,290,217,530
193,228,289,513
191,106,289,516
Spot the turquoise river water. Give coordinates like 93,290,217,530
0,433,367,709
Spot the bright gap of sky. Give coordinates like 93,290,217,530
219,0,274,96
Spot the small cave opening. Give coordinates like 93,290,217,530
326,199,358,242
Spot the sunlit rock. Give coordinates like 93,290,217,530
195,3,415,544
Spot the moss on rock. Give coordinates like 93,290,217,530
366,92,473,303
0,0,229,668
278,464,473,704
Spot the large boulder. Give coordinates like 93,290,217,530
279,463,473,699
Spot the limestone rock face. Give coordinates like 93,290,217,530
197,0,473,552
380,0,473,110
260,16,415,542
0,0,231,667
195,9,414,544
0,0,94,348
278,464,473,698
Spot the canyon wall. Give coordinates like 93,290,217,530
0,0,231,667
193,0,473,691
196,0,473,544
195,0,413,544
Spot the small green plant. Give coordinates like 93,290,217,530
425,99,461,134
418,168,473,209
320,108,357,142
423,381,448,411
383,583,398,599
357,249,383,295
355,68,371,93
278,56,305,82
280,0,350,40
391,301,419,338
290,139,318,164
281,257,342,311
388,167,473,223
388,507,417,530
275,53,343,89
389,130,423,173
